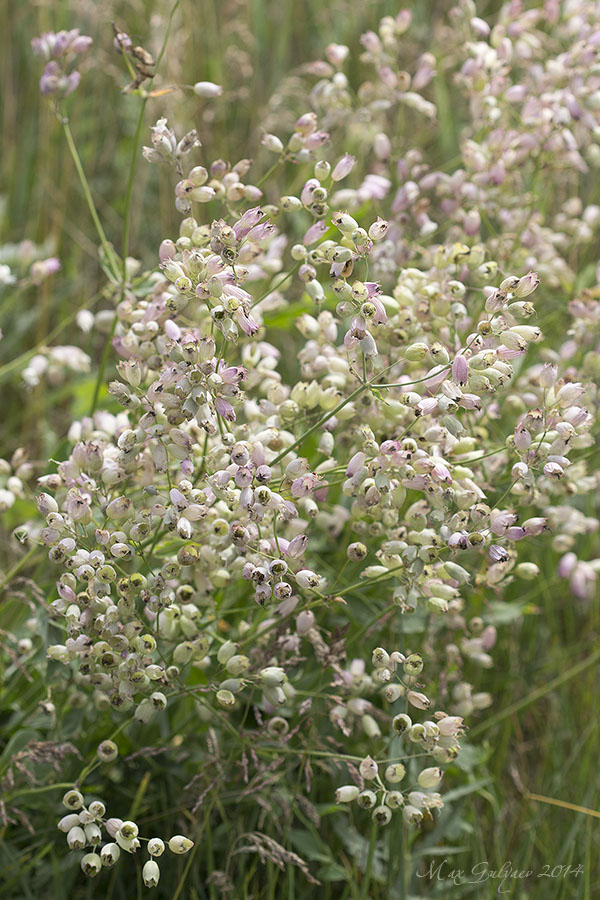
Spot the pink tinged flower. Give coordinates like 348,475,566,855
368,217,389,241
346,452,366,477
303,221,328,245
544,461,564,478
342,331,357,349
514,272,539,297
416,397,438,416
431,463,452,483
286,534,308,559
370,295,387,325
558,552,577,578
514,427,531,450
452,354,469,385
379,66,397,89
301,179,320,207
214,397,235,421
489,545,509,562
423,365,448,392
286,458,310,477
539,363,558,388
458,394,481,410
437,716,464,737
233,206,264,239
463,209,481,236
218,363,247,383
305,130,329,149
448,532,468,550
39,61,60,95
480,625,497,650
570,563,596,600
314,485,328,502
505,84,526,102
169,488,187,509
490,510,518,535
562,406,587,427
402,475,429,490
234,467,253,488
471,16,491,37
295,112,317,135
239,486,253,508
291,474,322,497
164,319,181,340
361,30,381,53
332,154,356,182
159,240,177,263
234,308,259,337
373,132,391,161
57,582,77,603
359,174,391,200
505,526,525,540
522,517,547,536
325,42,349,66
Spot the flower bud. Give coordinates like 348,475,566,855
262,133,284,153
296,610,315,635
80,853,102,877
193,81,222,98
402,805,423,825
97,739,118,762
148,837,165,857
168,835,194,854
67,825,86,849
372,647,390,668
335,785,359,803
385,763,406,783
515,562,539,580
63,789,84,810
372,805,392,826
417,767,443,788
392,713,412,734
226,654,250,676
101,843,121,866
359,755,378,780
58,814,81,832
357,790,377,809
143,860,161,888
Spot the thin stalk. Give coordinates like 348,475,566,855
361,823,378,900
270,363,395,468
61,118,120,281
470,647,600,738
0,546,40,594
88,0,182,416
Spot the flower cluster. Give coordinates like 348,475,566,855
32,30,92,98
335,647,464,826
8,2,600,892
58,784,193,887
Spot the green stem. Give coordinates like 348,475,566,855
0,546,40,594
270,364,395,468
470,647,600,738
88,0,182,416
361,823,378,900
61,118,120,281
4,782,74,803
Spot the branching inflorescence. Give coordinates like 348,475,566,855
4,1,599,891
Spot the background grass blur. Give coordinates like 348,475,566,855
1,1,599,896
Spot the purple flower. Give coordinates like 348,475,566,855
331,154,356,182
